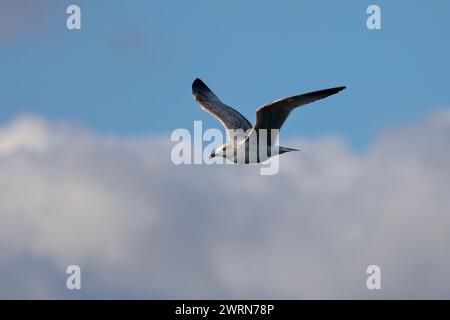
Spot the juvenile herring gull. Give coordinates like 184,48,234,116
192,78,345,164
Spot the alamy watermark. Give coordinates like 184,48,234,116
66,5,81,30
170,121,282,175
367,5,382,30
66,265,81,290
366,265,381,290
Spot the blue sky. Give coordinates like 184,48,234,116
1,0,450,149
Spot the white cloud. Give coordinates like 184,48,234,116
0,112,450,298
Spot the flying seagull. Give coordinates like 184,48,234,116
192,78,345,163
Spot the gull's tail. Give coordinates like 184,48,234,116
278,146,300,154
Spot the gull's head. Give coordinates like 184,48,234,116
210,144,227,159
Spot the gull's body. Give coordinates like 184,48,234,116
192,78,345,164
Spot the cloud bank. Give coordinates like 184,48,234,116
0,112,450,299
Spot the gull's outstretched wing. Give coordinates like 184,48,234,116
192,78,253,141
249,86,346,145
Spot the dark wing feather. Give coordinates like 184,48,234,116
254,86,346,131
245,86,346,146
192,79,253,141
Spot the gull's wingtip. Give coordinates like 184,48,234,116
327,85,346,96
192,78,207,94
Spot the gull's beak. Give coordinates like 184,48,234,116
209,152,215,159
